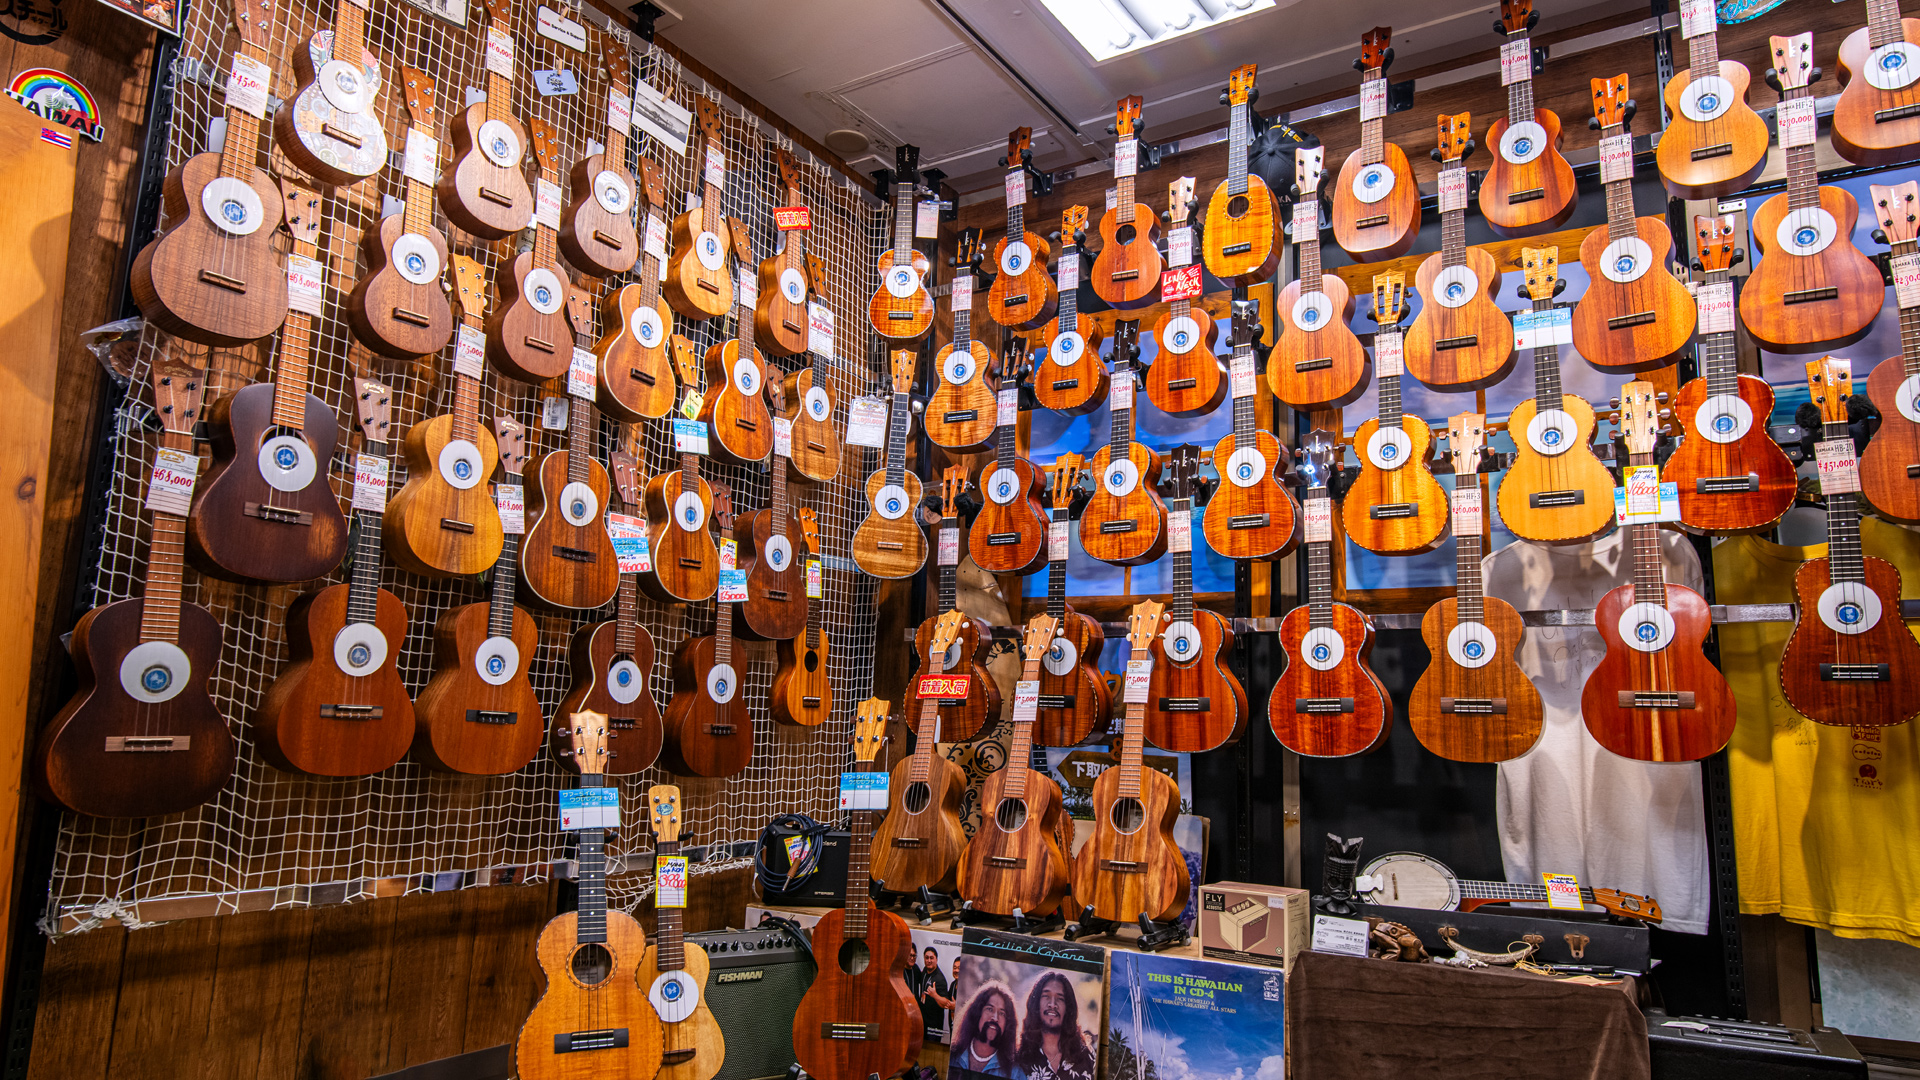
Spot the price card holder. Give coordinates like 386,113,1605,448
1451,486,1484,536
846,397,889,448
1123,659,1151,704
839,771,888,811
806,556,823,599
1695,281,1735,334
655,855,688,907
1598,134,1634,184
568,346,597,400
938,527,959,566
1374,330,1404,379
808,302,836,358
351,454,389,512
403,129,440,185
1230,348,1257,398
773,416,792,458
1168,226,1193,267
146,447,199,517
1778,96,1817,149
535,178,562,229
915,199,939,239
1500,39,1532,85
1438,168,1467,214
1893,252,1920,309
1006,169,1026,207
455,324,486,380
496,483,525,534
1360,79,1387,122
606,513,651,573
541,396,569,430
673,418,709,455
1304,499,1333,543
1048,520,1070,562
1167,509,1191,553
1614,465,1681,524
1542,872,1583,911
1513,307,1573,351
1815,438,1862,494
717,567,748,603
286,255,325,316
1312,914,1371,956
558,787,619,830
1012,680,1039,723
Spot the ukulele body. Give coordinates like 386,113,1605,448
871,751,967,894
1571,217,1696,372
1581,582,1736,761
986,231,1057,329
1269,603,1393,757
1146,306,1223,416
1332,142,1423,261
559,151,639,278
439,102,534,240
868,248,935,340
735,506,808,641
771,629,832,727
1143,609,1247,752
487,250,573,383
129,153,287,346
273,32,387,186
556,618,664,775
595,284,677,421
520,450,621,611
1201,174,1281,284
663,206,734,320
1081,443,1169,566
1741,186,1883,353
1344,416,1449,555
1497,394,1617,542
957,768,1071,917
1863,357,1920,523
925,341,996,451
348,212,454,359
1667,372,1798,533
1203,428,1299,561
255,583,415,777
634,940,725,1080
851,470,928,580
790,908,922,1080
755,248,811,356
638,471,718,604
1656,61,1768,199
660,635,754,779
1269,276,1369,409
187,382,349,584
1410,596,1544,763
412,600,544,775
1780,556,1920,727
514,909,665,1080
1477,110,1579,238
1091,202,1163,309
1833,19,1920,168
700,340,773,465
1034,319,1109,416
1036,606,1109,747
34,597,233,818
968,455,1048,575
783,366,841,483
907,616,1002,743
1070,764,1189,923
384,414,504,577
1407,247,1517,392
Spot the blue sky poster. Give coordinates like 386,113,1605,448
1106,951,1286,1080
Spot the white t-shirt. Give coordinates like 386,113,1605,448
1482,529,1711,934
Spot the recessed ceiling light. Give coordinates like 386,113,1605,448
825,129,871,156
1036,0,1275,62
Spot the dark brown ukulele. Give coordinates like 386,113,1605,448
558,32,640,278
771,510,832,728
906,468,1003,742
782,250,841,484
967,338,1048,576
1034,455,1110,747
518,289,619,611
594,157,677,422
1145,177,1223,417
663,99,735,322
1863,181,1920,524
348,66,454,360
437,0,535,239
1332,28,1423,262
985,127,1058,331
871,609,970,896
1144,446,1248,754
1091,96,1162,310
735,380,808,641
660,487,754,779
756,147,815,358
638,336,720,604
486,118,572,383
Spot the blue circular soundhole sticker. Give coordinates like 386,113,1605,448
1464,641,1484,660
1446,282,1465,300
997,481,1012,498
1614,254,1636,275
663,981,682,1001
222,199,246,224
715,677,729,695
1049,644,1065,662
1110,470,1126,487
1699,92,1719,110
886,497,902,514
1237,463,1254,481
1173,331,1190,348
1796,226,1819,247
771,549,785,568
142,665,171,693
337,70,360,93
1302,308,1319,326
487,656,506,676
615,668,631,687
405,253,425,274
1636,622,1660,643
1544,429,1562,446
1312,644,1330,662
276,446,298,469
1381,444,1399,461
1883,51,1906,72
1174,638,1190,656
455,460,472,480
1515,137,1534,155
349,644,371,667
1714,415,1735,434
569,498,587,517
1840,603,1863,625
535,285,553,306
491,137,509,158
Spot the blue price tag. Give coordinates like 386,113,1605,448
717,568,747,603
839,771,888,811
673,418,709,455
558,787,620,830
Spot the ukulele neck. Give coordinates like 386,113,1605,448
402,123,436,238
713,530,736,672
639,209,666,310
653,836,686,970
734,277,757,356
842,763,879,941
1294,194,1324,287
952,273,972,350
1822,416,1866,584
909,697,941,783
1226,101,1251,196
1440,163,1468,269
1685,10,1721,74
1005,658,1043,802
482,21,516,133
1378,371,1404,431
1006,169,1024,240
1894,239,1920,379
1530,294,1564,411
532,170,559,268
574,775,610,945
1306,492,1334,628
1116,166,1136,227
452,320,483,445
892,174,915,267
1869,0,1909,50
1230,341,1258,443
332,0,367,75
883,381,911,487
218,44,269,184
345,441,389,624
273,233,322,430
140,430,196,644
700,134,725,237
1107,355,1136,462
566,380,594,489
602,93,627,165
490,474,524,638
1503,29,1537,126
1783,88,1820,212
1116,697,1147,798
1601,122,1636,242
614,569,639,655
1169,497,1195,623
1698,269,1740,397
1057,246,1079,331
1046,508,1069,620
1453,483,1484,622
1360,68,1386,166
936,515,959,614
1626,452,1669,607
769,427,790,538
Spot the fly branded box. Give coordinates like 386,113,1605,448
1199,881,1311,969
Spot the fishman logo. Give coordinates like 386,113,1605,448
716,970,764,983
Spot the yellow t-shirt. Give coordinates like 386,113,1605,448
1716,518,1920,947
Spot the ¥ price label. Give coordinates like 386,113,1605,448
1451,485,1483,536
146,447,199,517
1374,331,1404,379
1500,39,1531,85
1598,134,1634,184
673,418,709,455
806,556,823,598
534,179,562,230
455,325,486,380
1542,872,1583,911
568,346,598,400
1893,252,1920,309
606,512,650,573
403,129,440,186
1438,168,1467,214
1695,281,1735,334
717,568,748,603
840,771,887,811
1815,438,1861,494
352,454,389,512
226,54,271,119
496,483,525,534
937,527,959,566
1168,226,1193,267
1013,680,1039,723
558,786,618,830
1513,307,1573,350
486,27,516,79
1304,498,1333,543
808,302,836,358
655,855,688,907
1123,659,1152,704
846,397,888,448
286,255,326,317
1778,96,1817,150
1167,509,1191,553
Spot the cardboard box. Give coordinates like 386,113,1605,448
1199,881,1310,970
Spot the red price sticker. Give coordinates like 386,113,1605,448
774,205,811,230
1161,264,1203,302
918,674,971,699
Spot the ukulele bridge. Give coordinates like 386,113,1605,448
1439,697,1508,714
479,186,515,207
1294,697,1356,714
734,417,759,430
783,319,804,332
1051,379,1079,391
890,837,925,849
1355,214,1390,229
1157,697,1210,711
244,502,314,526
988,855,1029,868
465,709,519,725
663,1049,697,1066
1222,242,1253,256
1875,103,1920,123
629,367,656,385
319,704,384,719
1616,691,1696,709
1606,311,1656,330
319,123,363,147
942,410,978,424
1006,293,1029,305
1436,335,1479,350
768,589,789,600
198,270,247,293
554,546,598,563
1167,378,1197,390
887,311,915,321
104,736,190,752
608,716,637,729
1529,490,1586,508
1293,357,1333,373
1038,694,1076,708
987,532,1022,546
1821,663,1891,681
802,696,822,707
1100,520,1138,534
1507,188,1545,205
440,517,476,533
554,1028,629,1053
703,723,737,735
1099,859,1145,873
1906,464,1919,478
697,279,720,294
524,335,556,353
1229,514,1271,530
1690,143,1732,161
392,307,432,326
820,1023,879,1040
1368,503,1417,520
1695,474,1758,494
1784,287,1838,305
1107,269,1141,282
591,229,622,246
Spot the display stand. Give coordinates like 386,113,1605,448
1063,906,1191,952
950,900,1064,936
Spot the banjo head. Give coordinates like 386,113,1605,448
1358,852,1461,910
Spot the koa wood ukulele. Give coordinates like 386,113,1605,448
559,33,641,278
385,254,505,577
1204,299,1298,562
1269,147,1370,410
1654,0,1767,199
1780,357,1920,727
1091,96,1162,310
663,99,735,321
850,350,928,579
1345,273,1448,556
868,144,935,341
186,181,348,584
1070,600,1190,925
1201,65,1280,285
986,127,1058,331
781,250,842,483
756,147,815,358
926,230,997,452
438,0,535,240
1579,381,1736,762
1269,430,1394,757
968,337,1049,576
906,469,1003,743
1081,322,1168,567
771,510,832,728
790,702,923,1080
255,378,415,777
515,711,666,1080
1332,28,1422,261
595,157,677,422
487,118,573,383
958,614,1073,919
1409,413,1544,763
1143,446,1247,753
1479,0,1578,238
1146,176,1223,417
1407,113,1516,393
1862,181,1920,523
1742,34,1884,354
701,228,774,466
34,363,234,818
638,336,719,604
1034,456,1111,747
1833,0,1920,167
412,417,545,776
274,0,385,187
873,608,971,897
660,487,754,779
1035,206,1108,416
519,289,620,611
735,380,809,641
129,0,287,346
348,66,454,360
636,786,726,1080
1667,215,1797,533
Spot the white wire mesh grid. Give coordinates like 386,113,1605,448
46,0,893,931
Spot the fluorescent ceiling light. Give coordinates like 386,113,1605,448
1038,0,1275,62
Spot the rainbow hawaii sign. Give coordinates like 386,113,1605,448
6,69,104,143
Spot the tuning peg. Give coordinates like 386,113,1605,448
1622,100,1637,130
1248,86,1260,105
1553,278,1567,297
1656,392,1670,403
1731,249,1746,268
1461,138,1478,161
997,155,1009,168
1873,227,1890,245
1383,47,1395,71
1492,18,1506,34
1352,55,1367,72
1219,88,1231,106
1527,11,1539,30
1430,147,1445,163
1811,66,1824,83
1763,68,1783,93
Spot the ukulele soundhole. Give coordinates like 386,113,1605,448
903,781,932,814
571,943,614,987
1227,195,1249,219
836,938,871,975
1115,223,1137,246
994,797,1029,832
1109,796,1146,835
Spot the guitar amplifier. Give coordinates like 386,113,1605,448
1647,1016,1866,1079
758,825,850,907
693,927,818,1080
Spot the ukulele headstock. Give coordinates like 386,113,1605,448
767,374,788,418
1693,217,1738,272
1590,74,1630,129
1591,888,1663,924
895,144,921,188
565,286,593,339
1771,33,1813,92
1227,64,1257,107
1160,444,1202,503
599,30,632,91
477,0,511,29
1806,357,1854,425
528,117,560,178
712,484,737,533
1167,176,1196,225
1498,0,1534,36
670,334,702,389
1436,113,1472,163
804,252,828,298
638,157,668,212
727,217,754,267
928,608,967,663
1062,205,1088,246
1022,613,1061,663
1047,453,1086,512
1297,429,1340,490
1447,412,1487,478
610,450,643,507
1006,126,1032,169
352,378,393,448
495,416,528,477
955,228,985,277
1112,319,1140,367
798,507,820,556
648,784,682,843
991,334,1028,387
1359,27,1392,71
452,255,488,323
1293,146,1325,196
1521,246,1560,299
1872,181,1920,244
853,699,890,766
561,710,610,776
1616,380,1661,457
1113,95,1143,138
150,361,206,437
233,0,275,53
889,349,916,395
696,97,725,147
1231,297,1261,348
776,145,806,198
400,66,437,130
1371,271,1408,325
281,179,323,248
1127,599,1166,652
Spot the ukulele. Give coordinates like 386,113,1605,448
700,228,774,466
1667,215,1798,533
782,250,842,483
558,33,641,279
1332,28,1423,262
128,0,287,345
273,0,385,186
515,711,666,1080
926,230,997,452
1081,322,1168,567
1742,34,1884,354
1268,430,1394,758
1408,413,1544,763
1570,75,1696,373
595,157,678,421
967,338,1048,576
1579,381,1736,762
33,363,234,818
1091,96,1162,310
638,335,720,604
347,66,454,360
736,379,808,641
1407,114,1516,393
519,289,620,611
1146,177,1224,417
255,378,415,777
986,127,1058,331
1203,299,1298,562
438,0,536,240
1654,0,1767,199
1034,456,1111,747
1358,853,1664,923
1479,0,1578,238
1071,600,1190,924
957,614,1073,918
1269,147,1369,410
873,608,971,897
1035,206,1109,417
660,487,754,779
756,147,815,357
412,416,546,776
1497,246,1617,542
790,702,923,1080
486,118,572,383
850,351,929,579
905,468,1003,743
557,451,664,775
771,510,832,727
635,786,727,1080
1144,447,1247,753
1833,0,1920,167
384,254,505,577
868,144,936,341
186,181,348,584
1863,181,1920,523
1201,65,1281,285
663,99,735,321
1346,273,1448,556
1780,357,1920,727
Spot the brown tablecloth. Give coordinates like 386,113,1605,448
1287,950,1651,1080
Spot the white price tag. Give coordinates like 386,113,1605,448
1543,873,1583,911
703,146,726,190
1778,96,1817,149
1013,680,1039,724
1513,307,1573,350
997,388,1018,427
1304,498,1332,543
915,199,939,239
286,255,325,316
607,89,632,133
496,483,525,533
1894,252,1920,309
1106,188,1117,211
1048,520,1069,562
1168,226,1193,267
1168,509,1191,553
1058,254,1078,291
839,771,888,811
1439,167,1467,214
1374,330,1404,379
720,537,736,571
403,128,439,185
806,556,823,598
644,214,668,261
1500,39,1532,85
146,447,199,516
486,26,515,79
1114,137,1137,178
1695,281,1735,333
226,54,271,119
1816,438,1862,494
1006,169,1026,207
846,397,888,447
1451,485,1484,535
352,454,389,512
1114,373,1134,413
773,416,792,458
938,527,959,566
736,266,757,309
1598,133,1634,184
568,346,597,400
606,513,649,572
655,855,688,907
1229,349,1257,397
1680,0,1716,39
535,179,562,230
558,787,618,830
1123,658,1152,704
807,302,836,358
950,273,972,310
455,325,486,381
542,396,569,430
1312,915,1372,956
673,418,709,455
1360,78,1387,123
1292,198,1319,237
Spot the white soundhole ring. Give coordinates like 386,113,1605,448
607,658,643,703
873,483,911,521
999,241,1033,278
1162,621,1203,664
1351,162,1396,205
764,535,793,573
392,233,441,285
1599,236,1654,284
985,467,1021,506
1365,426,1412,471
1500,119,1548,165
1679,74,1734,123
1043,636,1079,677
438,439,484,490
1526,409,1578,457
474,636,521,686
1291,290,1335,333
779,267,806,304
119,641,191,704
1866,41,1920,91
884,262,921,299
476,119,520,168
705,662,738,703
259,435,319,493
1225,444,1269,489
1103,458,1140,497
732,358,761,397
1051,330,1085,367
673,489,706,530
1161,316,1201,355
592,169,632,216
559,481,598,527
805,386,831,421
1695,394,1753,444
630,305,664,349
1301,627,1346,672
1776,207,1837,257
1432,264,1480,310
202,176,265,237
694,230,725,271
1818,583,1883,635
649,970,701,1022
318,57,371,114
1447,622,1497,669
1896,374,1920,424
332,622,389,675
1619,602,1676,653
523,267,565,315
944,349,976,386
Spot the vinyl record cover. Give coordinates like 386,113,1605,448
908,925,965,1044
1106,952,1286,1080
951,928,1106,1080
